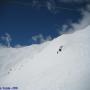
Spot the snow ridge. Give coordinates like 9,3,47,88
0,26,90,90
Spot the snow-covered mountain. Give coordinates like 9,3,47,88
0,26,90,90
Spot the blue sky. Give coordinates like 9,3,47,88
0,0,89,47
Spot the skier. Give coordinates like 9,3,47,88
57,45,63,54
59,46,63,51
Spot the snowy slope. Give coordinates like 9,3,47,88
0,26,90,90
0,42,50,77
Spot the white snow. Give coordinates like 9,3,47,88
0,26,90,90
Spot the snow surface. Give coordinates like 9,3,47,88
0,26,90,90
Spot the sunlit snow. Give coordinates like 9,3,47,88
0,26,90,90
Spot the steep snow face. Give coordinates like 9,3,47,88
0,42,50,78
0,26,90,90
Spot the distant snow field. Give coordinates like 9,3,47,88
0,26,90,90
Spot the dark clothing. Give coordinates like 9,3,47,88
57,45,63,54
59,46,63,52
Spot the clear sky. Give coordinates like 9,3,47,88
0,0,89,47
